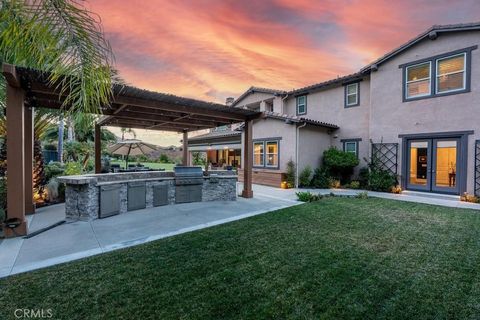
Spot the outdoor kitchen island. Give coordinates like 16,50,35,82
58,167,237,221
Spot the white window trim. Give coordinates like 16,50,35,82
435,52,466,94
345,83,359,106
253,141,264,167
405,61,432,99
297,96,306,115
265,140,279,168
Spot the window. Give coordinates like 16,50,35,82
265,141,278,167
401,46,475,101
253,142,264,167
296,95,306,115
253,139,280,169
342,139,360,157
405,62,431,99
345,83,359,107
436,53,466,94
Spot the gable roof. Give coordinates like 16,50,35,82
263,111,339,130
231,22,480,100
231,86,286,107
361,22,480,72
287,72,365,96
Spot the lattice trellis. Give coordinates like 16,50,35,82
475,140,480,196
371,143,398,175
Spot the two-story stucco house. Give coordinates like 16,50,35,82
188,22,480,196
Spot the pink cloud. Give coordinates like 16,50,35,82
88,0,480,102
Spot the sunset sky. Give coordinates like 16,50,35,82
88,0,480,145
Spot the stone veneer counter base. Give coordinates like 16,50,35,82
58,170,237,221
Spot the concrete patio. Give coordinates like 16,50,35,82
0,186,299,278
2,183,480,278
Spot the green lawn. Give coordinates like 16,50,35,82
2,198,480,319
110,160,175,171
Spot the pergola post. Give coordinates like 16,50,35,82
94,124,101,174
241,120,253,198
24,106,35,214
5,83,27,236
182,130,189,166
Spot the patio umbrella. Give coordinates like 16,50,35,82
108,139,158,168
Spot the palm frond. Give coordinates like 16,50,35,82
0,0,115,115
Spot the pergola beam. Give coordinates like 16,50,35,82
113,95,248,122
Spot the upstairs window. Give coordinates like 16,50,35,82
296,95,306,115
401,46,475,101
405,62,431,99
345,83,359,107
436,53,466,94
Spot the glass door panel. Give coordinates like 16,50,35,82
432,139,459,193
407,140,431,191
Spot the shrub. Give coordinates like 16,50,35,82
460,193,480,203
43,143,57,151
285,160,296,188
296,191,322,202
329,179,341,189
298,166,312,187
46,178,59,202
159,154,171,163
358,167,369,188
64,162,83,176
45,162,65,181
322,147,359,183
310,167,330,188
368,167,397,192
348,180,361,189
192,152,206,166
46,178,66,203
355,191,369,199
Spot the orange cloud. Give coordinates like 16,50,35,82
88,0,480,103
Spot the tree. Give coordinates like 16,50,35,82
0,0,115,115
120,127,136,140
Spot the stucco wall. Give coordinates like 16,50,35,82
234,92,275,108
242,118,297,172
369,31,480,193
298,126,332,172
283,79,371,168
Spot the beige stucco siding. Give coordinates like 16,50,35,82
298,126,332,171
234,92,275,108
284,79,371,168
369,31,480,193
241,118,297,172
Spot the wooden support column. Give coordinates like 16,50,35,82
182,130,189,166
5,83,27,236
24,106,35,214
242,120,253,198
94,124,102,174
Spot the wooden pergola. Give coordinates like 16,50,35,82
2,64,262,237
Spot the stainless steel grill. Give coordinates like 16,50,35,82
174,166,203,203
174,166,204,185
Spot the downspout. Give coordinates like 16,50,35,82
281,94,289,114
295,122,307,188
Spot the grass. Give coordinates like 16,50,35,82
1,198,480,319
110,160,175,171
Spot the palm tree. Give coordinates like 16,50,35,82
120,127,136,141
0,0,115,115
